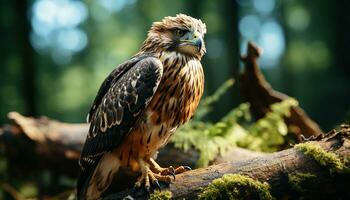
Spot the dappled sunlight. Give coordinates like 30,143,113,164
258,20,285,67
30,0,88,63
285,5,311,31
238,0,285,68
253,0,276,14
239,15,261,38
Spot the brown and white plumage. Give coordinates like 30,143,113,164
77,14,206,200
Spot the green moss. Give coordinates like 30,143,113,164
149,190,172,200
344,157,350,173
295,143,345,174
198,174,273,200
288,172,316,192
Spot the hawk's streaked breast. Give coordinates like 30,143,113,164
149,51,204,126
114,51,204,167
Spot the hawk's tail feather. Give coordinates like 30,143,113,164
76,156,102,200
77,153,121,200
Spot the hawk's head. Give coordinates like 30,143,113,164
142,14,207,59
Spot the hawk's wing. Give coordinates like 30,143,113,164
87,54,152,123
77,55,163,196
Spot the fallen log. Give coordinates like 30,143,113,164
105,125,350,199
1,113,347,199
240,42,323,138
0,112,264,177
0,112,87,176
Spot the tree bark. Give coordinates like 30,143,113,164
105,125,350,199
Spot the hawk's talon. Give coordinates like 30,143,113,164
145,185,150,193
170,172,176,180
169,166,176,180
167,166,175,175
184,166,192,171
153,180,161,190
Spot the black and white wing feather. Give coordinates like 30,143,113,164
77,55,163,198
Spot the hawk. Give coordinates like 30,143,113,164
77,14,206,200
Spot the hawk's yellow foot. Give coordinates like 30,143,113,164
148,158,191,180
134,159,172,192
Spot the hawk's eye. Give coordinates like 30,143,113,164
174,29,186,37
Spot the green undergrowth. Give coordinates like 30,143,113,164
198,174,273,200
171,79,298,167
295,143,350,174
149,190,172,200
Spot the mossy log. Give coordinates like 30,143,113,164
1,115,348,199
106,125,350,199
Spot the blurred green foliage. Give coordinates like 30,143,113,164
172,79,297,167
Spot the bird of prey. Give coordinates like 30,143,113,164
77,14,206,200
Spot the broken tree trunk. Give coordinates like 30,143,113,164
105,125,350,200
240,42,323,138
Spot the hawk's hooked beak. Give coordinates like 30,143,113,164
180,31,203,52
190,31,203,52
